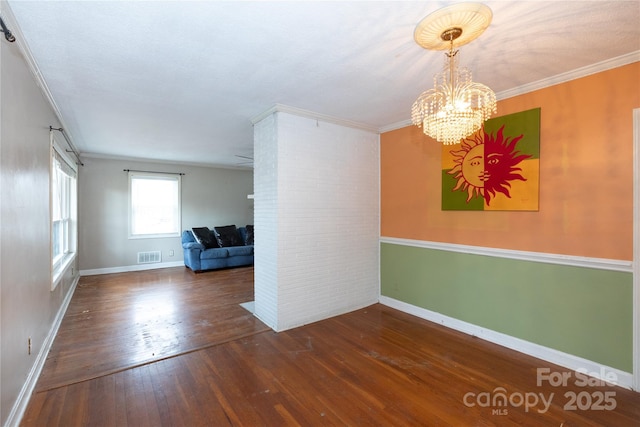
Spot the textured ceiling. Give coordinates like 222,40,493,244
6,1,640,168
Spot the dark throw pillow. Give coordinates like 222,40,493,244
214,225,242,247
191,227,219,249
245,225,254,245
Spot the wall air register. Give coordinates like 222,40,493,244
137,251,161,264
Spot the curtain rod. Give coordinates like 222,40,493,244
0,15,16,43
124,169,185,176
49,126,84,166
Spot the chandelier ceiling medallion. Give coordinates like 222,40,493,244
411,2,497,145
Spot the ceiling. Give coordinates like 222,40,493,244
6,1,640,169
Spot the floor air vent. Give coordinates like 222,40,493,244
137,251,161,264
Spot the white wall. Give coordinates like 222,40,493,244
254,111,379,331
0,3,78,424
78,156,253,273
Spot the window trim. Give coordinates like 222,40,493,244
50,134,78,290
128,172,182,239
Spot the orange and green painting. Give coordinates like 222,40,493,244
442,108,540,211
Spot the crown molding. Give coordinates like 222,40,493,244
2,2,82,156
3,2,84,161
380,51,640,134
80,152,252,171
496,51,640,100
251,103,380,134
5,3,637,146
379,119,413,134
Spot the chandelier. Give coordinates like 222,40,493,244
411,3,497,145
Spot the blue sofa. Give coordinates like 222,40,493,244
182,225,253,273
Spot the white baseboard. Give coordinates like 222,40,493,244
79,260,185,276
379,296,634,391
5,275,80,427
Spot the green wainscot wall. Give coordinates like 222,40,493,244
380,242,633,372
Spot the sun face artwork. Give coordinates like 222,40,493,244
442,108,540,211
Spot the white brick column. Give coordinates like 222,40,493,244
253,108,379,331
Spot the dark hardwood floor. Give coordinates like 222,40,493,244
34,266,269,392
21,267,640,426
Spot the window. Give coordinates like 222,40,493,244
129,172,181,238
51,136,77,289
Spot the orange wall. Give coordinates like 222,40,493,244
381,62,639,261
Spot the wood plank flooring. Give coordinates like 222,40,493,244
34,266,269,391
22,267,640,426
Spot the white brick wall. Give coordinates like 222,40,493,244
254,110,379,331
253,113,279,330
